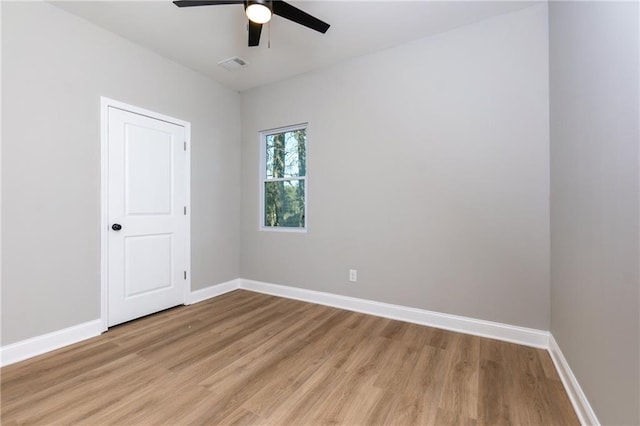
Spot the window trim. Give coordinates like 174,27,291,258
259,123,308,233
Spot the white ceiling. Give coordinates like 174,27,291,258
50,1,538,92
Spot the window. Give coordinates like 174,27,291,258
260,124,307,231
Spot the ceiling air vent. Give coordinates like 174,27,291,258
218,56,248,71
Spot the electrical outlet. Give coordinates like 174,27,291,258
349,269,357,282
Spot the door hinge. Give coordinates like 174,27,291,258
184,271,187,280
184,141,187,151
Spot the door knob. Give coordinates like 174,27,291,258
112,223,122,231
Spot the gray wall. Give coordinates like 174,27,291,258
549,2,640,425
1,2,241,345
240,5,551,330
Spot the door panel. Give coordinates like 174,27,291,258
125,124,173,215
124,234,173,297
107,106,187,327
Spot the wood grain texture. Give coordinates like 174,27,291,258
1,290,579,425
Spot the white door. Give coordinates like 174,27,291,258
106,106,188,327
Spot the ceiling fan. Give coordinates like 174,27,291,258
173,0,330,47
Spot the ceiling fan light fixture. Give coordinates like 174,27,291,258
245,1,272,24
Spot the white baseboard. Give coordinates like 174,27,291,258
188,278,240,304
0,319,104,367
239,279,550,349
3,278,594,426
187,279,596,425
548,335,600,426
0,279,239,367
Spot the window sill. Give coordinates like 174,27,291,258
259,227,308,233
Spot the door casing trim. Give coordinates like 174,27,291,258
100,97,191,332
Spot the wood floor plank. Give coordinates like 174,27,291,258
1,339,126,404
477,338,513,425
240,317,351,419
137,298,298,370
172,302,336,387
9,354,167,425
1,353,138,421
393,344,448,425
265,362,346,425
439,333,481,419
0,290,579,425
435,408,478,426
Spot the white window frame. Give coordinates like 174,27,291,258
259,123,308,233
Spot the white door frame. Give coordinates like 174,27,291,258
100,97,191,332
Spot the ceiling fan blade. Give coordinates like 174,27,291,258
248,21,263,46
173,0,244,7
272,1,330,34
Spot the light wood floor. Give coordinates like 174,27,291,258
1,290,578,425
